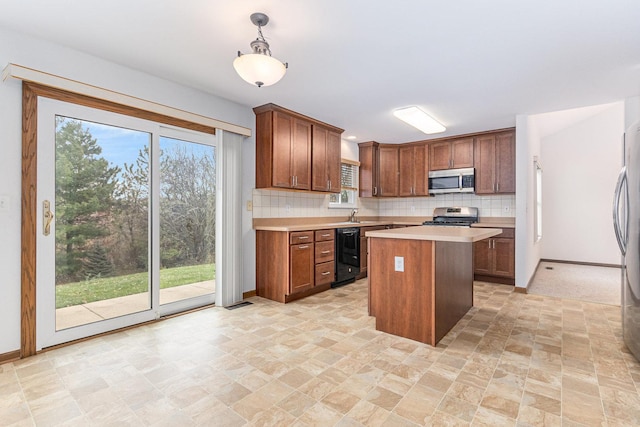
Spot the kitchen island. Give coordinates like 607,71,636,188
366,226,502,346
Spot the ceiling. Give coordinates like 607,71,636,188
1,0,639,143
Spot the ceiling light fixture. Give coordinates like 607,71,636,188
233,12,288,88
393,106,446,134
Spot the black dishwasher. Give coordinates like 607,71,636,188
333,228,360,288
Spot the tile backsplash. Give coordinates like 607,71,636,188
252,189,515,219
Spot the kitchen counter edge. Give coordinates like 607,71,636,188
253,217,514,232
366,226,502,243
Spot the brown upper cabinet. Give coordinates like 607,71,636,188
358,141,379,197
429,138,474,170
399,144,429,197
378,145,400,197
311,125,341,193
254,104,343,192
474,130,515,194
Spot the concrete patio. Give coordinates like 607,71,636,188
55,280,215,330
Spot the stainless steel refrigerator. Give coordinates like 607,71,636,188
614,120,640,361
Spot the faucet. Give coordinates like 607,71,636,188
349,208,359,223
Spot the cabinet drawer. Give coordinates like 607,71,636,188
315,261,335,286
290,231,314,244
315,240,335,263
315,229,334,242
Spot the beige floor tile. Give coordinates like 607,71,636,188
4,279,640,426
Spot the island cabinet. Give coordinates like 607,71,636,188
256,228,335,303
399,144,429,197
367,226,501,346
474,130,515,194
473,228,515,284
429,138,474,171
311,125,341,193
358,141,379,197
254,103,343,192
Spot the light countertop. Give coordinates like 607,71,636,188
365,225,502,243
253,216,514,232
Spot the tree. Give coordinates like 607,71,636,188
159,141,216,267
83,244,114,279
112,147,149,272
55,117,120,283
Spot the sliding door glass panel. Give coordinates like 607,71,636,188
159,136,216,305
54,116,150,330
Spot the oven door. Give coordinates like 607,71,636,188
428,168,475,194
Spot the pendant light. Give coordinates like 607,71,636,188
233,13,288,88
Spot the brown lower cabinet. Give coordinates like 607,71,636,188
357,225,389,280
256,229,335,303
473,228,515,284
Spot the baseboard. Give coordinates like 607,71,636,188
474,274,514,285
0,350,21,365
243,290,257,299
523,259,543,293
540,259,622,269
513,287,527,294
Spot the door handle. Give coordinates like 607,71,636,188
613,166,628,255
43,200,54,236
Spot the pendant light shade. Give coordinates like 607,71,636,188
234,13,288,87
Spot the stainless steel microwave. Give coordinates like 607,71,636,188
428,167,475,194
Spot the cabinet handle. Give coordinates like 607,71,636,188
321,233,331,237
297,236,309,240
374,186,378,196
321,250,331,254
321,271,331,276
328,180,331,190
496,182,499,192
299,245,309,249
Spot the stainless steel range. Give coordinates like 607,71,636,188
422,207,479,227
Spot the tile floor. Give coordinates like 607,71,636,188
2,279,640,426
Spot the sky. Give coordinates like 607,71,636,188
59,118,215,179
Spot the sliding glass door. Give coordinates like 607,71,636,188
36,98,217,349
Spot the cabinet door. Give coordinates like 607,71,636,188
495,132,515,194
378,145,399,196
359,235,367,277
398,146,415,197
291,118,312,190
359,142,378,197
474,135,496,194
290,243,314,294
413,144,429,196
492,238,515,278
451,138,474,168
311,126,329,191
429,141,451,170
326,131,341,193
272,111,293,188
473,239,492,275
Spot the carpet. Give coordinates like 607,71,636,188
528,261,621,306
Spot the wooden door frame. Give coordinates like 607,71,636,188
20,82,216,357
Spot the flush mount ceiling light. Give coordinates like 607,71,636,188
233,12,288,88
393,106,446,134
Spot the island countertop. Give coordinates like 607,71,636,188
365,225,502,243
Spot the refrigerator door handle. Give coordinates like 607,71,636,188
613,166,628,255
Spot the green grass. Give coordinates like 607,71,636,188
55,263,215,308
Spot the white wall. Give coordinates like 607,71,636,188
540,103,624,264
515,115,542,289
0,26,255,355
